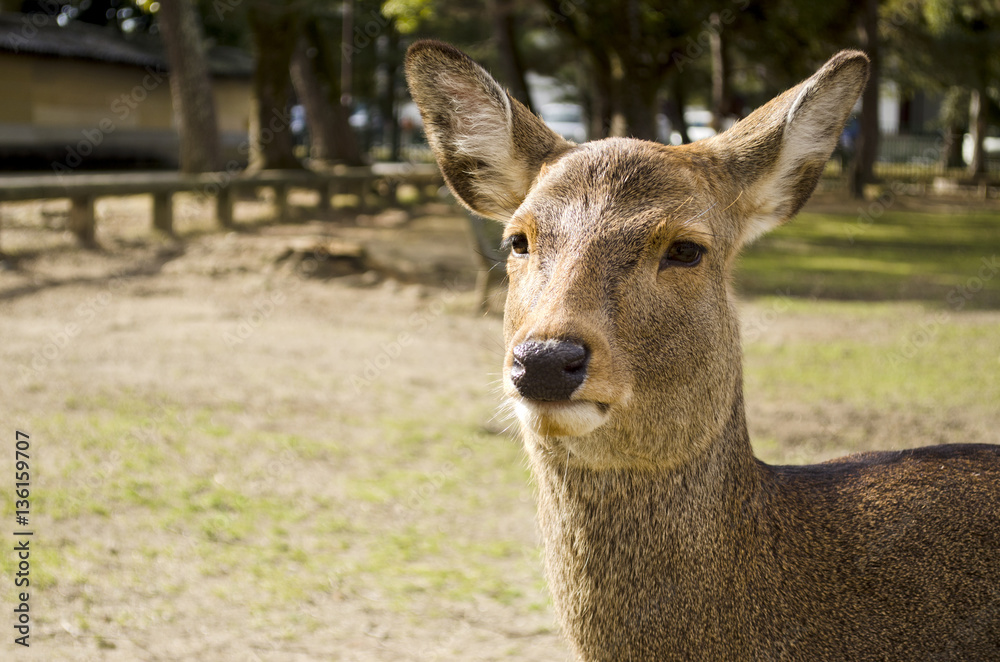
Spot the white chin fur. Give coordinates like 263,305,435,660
514,399,608,437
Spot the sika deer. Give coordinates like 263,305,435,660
405,41,1000,661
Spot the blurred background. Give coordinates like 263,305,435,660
0,1,998,660
0,0,997,188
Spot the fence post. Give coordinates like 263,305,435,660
273,183,289,221
317,179,332,212
216,186,234,228
152,191,174,235
69,195,96,244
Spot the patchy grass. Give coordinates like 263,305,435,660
737,210,1000,307
736,208,1000,465
0,197,996,659
743,297,1000,412
0,386,547,635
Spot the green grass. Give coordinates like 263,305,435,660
2,204,996,647
0,389,544,621
736,208,1000,462
743,297,999,411
737,209,1000,308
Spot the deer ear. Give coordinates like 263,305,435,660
404,40,573,221
717,50,869,245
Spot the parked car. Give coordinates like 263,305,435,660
962,132,1000,166
290,104,307,146
669,108,717,145
540,103,588,143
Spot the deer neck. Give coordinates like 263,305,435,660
527,391,770,657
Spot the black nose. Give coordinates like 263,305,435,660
510,339,589,401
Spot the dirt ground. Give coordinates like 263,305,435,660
0,192,997,660
0,194,566,661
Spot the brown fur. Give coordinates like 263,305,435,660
405,40,1000,660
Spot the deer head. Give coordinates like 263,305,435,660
406,41,869,471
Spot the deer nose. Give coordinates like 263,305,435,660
510,339,590,401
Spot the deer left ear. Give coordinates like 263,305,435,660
405,40,573,222
715,50,869,246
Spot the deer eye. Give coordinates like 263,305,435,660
504,233,530,256
660,241,705,269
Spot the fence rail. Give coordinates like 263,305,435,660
872,133,1000,181
0,164,442,246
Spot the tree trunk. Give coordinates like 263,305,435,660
307,18,365,166
943,125,965,169
341,0,354,107
618,0,658,141
851,0,879,199
377,26,402,162
588,52,614,139
620,71,660,141
157,0,222,172
607,50,628,138
709,12,730,133
667,74,690,144
938,87,968,170
290,35,338,163
493,0,534,112
968,87,987,181
247,1,302,171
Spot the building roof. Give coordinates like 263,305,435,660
0,12,253,78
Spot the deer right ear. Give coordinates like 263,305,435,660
716,50,869,246
405,40,573,221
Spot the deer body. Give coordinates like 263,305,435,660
534,429,1000,659
405,41,1000,660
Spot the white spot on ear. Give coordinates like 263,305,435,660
727,52,867,246
786,78,816,125
783,77,846,167
437,70,533,218
438,71,513,165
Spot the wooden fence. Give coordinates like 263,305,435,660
0,164,443,245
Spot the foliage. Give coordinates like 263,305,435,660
382,0,434,33
13,0,1000,162
36,0,157,33
738,208,1000,307
883,0,1000,95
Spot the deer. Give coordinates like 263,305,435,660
405,40,1000,661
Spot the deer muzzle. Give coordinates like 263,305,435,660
510,339,590,401
506,336,623,438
